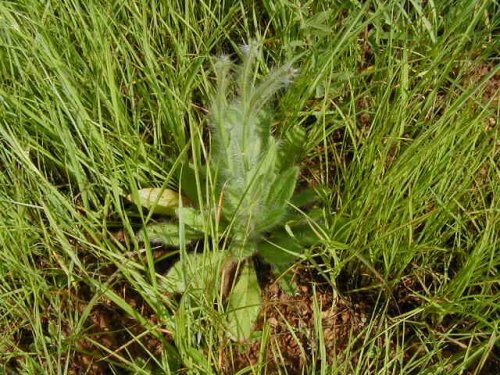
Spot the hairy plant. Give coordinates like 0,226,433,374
129,42,319,340
210,42,299,258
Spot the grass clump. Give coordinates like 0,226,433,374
1,0,498,374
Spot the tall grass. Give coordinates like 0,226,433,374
1,0,498,373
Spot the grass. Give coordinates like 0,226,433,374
0,0,498,373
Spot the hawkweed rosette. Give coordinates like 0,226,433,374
210,41,299,259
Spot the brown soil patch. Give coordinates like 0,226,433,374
68,280,167,375
221,264,371,374
466,63,499,106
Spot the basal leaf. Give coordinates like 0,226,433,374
209,43,297,243
258,223,321,265
289,187,320,208
263,167,299,224
230,235,256,260
177,163,205,206
176,207,205,233
278,125,306,170
255,207,287,233
258,229,304,265
127,188,185,216
163,251,225,294
226,261,262,341
137,222,202,247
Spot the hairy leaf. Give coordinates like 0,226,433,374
127,188,185,216
278,125,307,170
268,167,299,208
137,222,202,247
177,163,205,206
226,261,262,341
209,42,298,244
259,223,321,265
289,187,320,208
176,207,205,233
163,251,225,294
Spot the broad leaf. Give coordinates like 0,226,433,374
278,125,306,170
289,187,320,208
137,222,202,247
259,167,299,231
209,43,297,242
127,188,185,215
176,207,205,233
177,163,205,207
226,261,262,341
163,251,225,294
259,223,321,265
231,238,256,260
255,207,288,233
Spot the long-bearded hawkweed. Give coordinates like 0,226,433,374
210,41,299,259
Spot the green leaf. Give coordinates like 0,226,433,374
176,207,205,233
127,188,184,216
177,163,205,206
290,187,320,208
226,261,262,341
255,207,287,233
258,223,321,265
209,43,298,241
303,10,335,34
137,222,202,247
259,229,304,265
230,235,256,260
268,167,299,208
163,251,225,294
278,125,306,170
259,167,299,231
